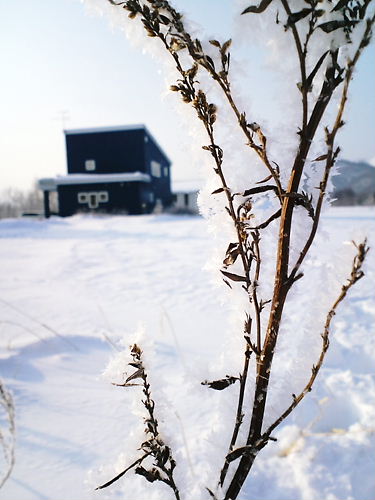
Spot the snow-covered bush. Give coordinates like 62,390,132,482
92,1,374,499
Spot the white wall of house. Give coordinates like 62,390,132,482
173,191,199,213
172,179,201,213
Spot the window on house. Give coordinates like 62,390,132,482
151,160,161,178
78,192,88,204
77,191,109,209
163,166,169,177
89,193,97,208
98,191,109,203
85,159,96,171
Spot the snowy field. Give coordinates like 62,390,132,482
0,207,374,500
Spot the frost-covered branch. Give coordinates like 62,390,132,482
223,4,374,498
100,1,374,498
261,239,369,444
97,344,180,500
0,380,15,489
289,12,375,283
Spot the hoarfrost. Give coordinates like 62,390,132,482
78,1,374,498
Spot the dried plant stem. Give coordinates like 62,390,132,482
214,86,284,199
262,239,369,439
0,381,15,489
0,297,79,351
280,0,308,128
202,118,251,284
96,453,152,490
223,63,340,500
224,239,370,499
289,13,375,283
103,2,374,499
219,341,252,486
220,232,261,485
222,14,374,500
251,232,262,354
227,236,367,461
97,344,180,500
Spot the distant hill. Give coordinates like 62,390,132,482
331,160,375,206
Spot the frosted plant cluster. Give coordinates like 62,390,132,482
80,1,374,499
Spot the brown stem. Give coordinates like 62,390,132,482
95,453,152,490
280,0,308,129
263,239,369,439
251,231,262,354
219,342,252,486
203,123,251,285
289,14,375,282
223,46,344,500
220,229,262,487
106,4,375,500
212,78,284,200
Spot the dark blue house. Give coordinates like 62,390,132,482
39,125,172,217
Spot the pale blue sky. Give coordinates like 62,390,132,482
0,0,374,191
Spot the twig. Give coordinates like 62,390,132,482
104,3,374,500
0,381,16,488
96,454,151,490
0,297,79,351
97,344,181,500
262,239,369,440
288,13,375,283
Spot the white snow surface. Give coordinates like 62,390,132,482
0,207,374,500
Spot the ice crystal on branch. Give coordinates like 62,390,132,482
91,0,374,498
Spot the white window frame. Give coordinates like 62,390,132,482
77,191,109,209
85,159,96,171
151,160,161,178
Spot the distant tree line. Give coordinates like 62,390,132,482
332,188,375,206
1,168,373,220
0,185,57,219
332,160,375,206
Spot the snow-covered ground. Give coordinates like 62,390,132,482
0,207,374,500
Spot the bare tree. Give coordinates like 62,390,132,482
97,1,373,498
0,184,57,219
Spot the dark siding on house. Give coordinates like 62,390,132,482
57,182,154,217
66,129,146,174
144,133,173,208
57,126,172,216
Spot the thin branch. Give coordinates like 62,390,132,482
288,13,375,283
0,297,79,351
251,231,262,355
97,344,180,500
104,4,374,500
219,320,252,486
280,0,308,129
159,3,284,198
222,9,373,500
0,381,15,489
246,208,281,231
95,454,151,490
263,239,369,439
